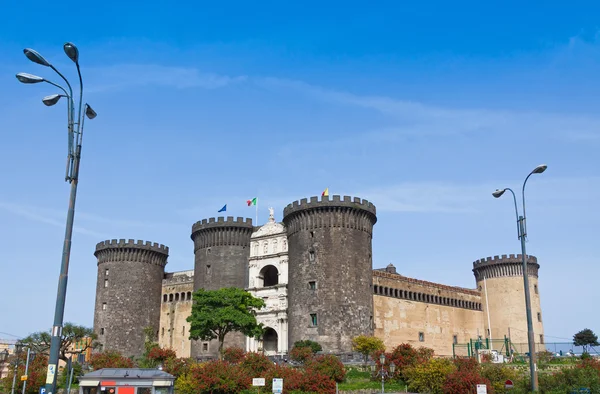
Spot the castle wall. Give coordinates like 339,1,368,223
283,195,377,353
190,216,254,358
159,270,194,357
373,270,484,356
93,239,168,357
473,255,545,350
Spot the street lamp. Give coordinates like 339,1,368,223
492,164,547,392
371,354,395,394
11,343,24,394
16,42,97,394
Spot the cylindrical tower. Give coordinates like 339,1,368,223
283,195,377,353
190,216,254,358
93,239,168,357
473,254,544,350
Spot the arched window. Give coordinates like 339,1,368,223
163,294,167,302
175,293,179,301
187,292,192,300
169,294,173,302
259,265,279,287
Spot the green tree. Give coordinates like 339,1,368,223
19,323,97,363
351,335,385,363
573,328,599,354
187,287,265,359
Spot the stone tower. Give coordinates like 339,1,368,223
190,216,254,358
472,254,545,348
93,239,169,357
283,195,377,353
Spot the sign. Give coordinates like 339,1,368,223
505,379,514,389
252,378,265,386
39,387,46,394
476,384,487,394
21,375,28,381
45,364,56,384
272,378,283,393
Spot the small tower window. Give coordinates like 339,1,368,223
453,335,458,344
104,279,108,288
100,328,105,335
102,303,107,310
539,334,544,344
534,284,538,294
202,343,209,352
418,332,424,342
309,251,315,261
310,231,314,238
163,294,167,302
537,312,542,322
161,327,164,336
308,281,316,290
169,294,174,302
310,313,318,326
105,268,109,276
206,265,211,275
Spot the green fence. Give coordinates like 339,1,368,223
453,337,597,359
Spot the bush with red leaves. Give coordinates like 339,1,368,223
183,360,251,394
289,346,313,363
240,352,274,376
90,350,134,370
443,369,494,394
147,347,177,363
305,354,346,383
223,347,246,364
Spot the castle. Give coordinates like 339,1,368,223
92,195,544,359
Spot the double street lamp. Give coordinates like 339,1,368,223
492,164,547,392
16,43,97,394
371,353,396,394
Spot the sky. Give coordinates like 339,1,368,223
0,1,598,346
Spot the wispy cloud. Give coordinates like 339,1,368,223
0,201,108,238
86,64,247,93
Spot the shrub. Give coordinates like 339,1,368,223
374,343,435,380
240,352,274,376
179,360,250,394
293,340,322,354
300,369,336,394
1,354,48,394
453,357,480,372
223,347,246,363
305,355,346,383
147,347,177,363
290,346,314,363
404,358,456,394
90,350,135,370
480,363,522,394
264,365,304,393
443,369,493,394
163,357,194,378
537,365,600,393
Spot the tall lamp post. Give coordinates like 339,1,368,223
10,343,24,394
16,43,97,394
492,164,547,392
371,353,395,394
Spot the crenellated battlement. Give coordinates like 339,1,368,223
94,239,169,267
472,254,539,280
283,195,377,217
191,216,254,250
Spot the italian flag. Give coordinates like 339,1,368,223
247,197,257,206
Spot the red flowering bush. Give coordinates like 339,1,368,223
1,354,48,394
90,350,135,370
289,346,313,363
453,356,480,372
579,357,600,374
264,365,304,393
305,354,346,383
240,352,274,376
300,369,337,394
147,347,177,363
223,347,246,363
374,343,435,380
179,360,250,394
443,369,494,394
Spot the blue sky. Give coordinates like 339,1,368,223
1,1,599,346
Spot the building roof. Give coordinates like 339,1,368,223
80,369,175,380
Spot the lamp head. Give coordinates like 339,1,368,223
15,343,23,353
492,189,506,198
63,42,79,63
85,104,97,119
16,72,45,84
42,94,64,107
23,48,51,67
379,353,385,364
532,164,547,174
0,349,8,362
389,361,396,373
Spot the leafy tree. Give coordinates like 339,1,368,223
573,328,599,354
187,287,265,359
19,323,97,363
351,335,385,363
89,350,134,370
293,340,322,354
1,353,48,394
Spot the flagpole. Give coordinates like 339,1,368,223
256,198,258,224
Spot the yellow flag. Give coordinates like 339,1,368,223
322,188,329,197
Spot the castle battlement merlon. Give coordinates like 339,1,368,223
472,254,540,280
192,216,253,232
94,239,169,267
283,195,377,217
373,270,480,296
191,216,254,250
163,270,194,285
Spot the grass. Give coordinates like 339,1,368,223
338,368,407,392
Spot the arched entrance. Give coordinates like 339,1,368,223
259,265,279,287
263,327,278,354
